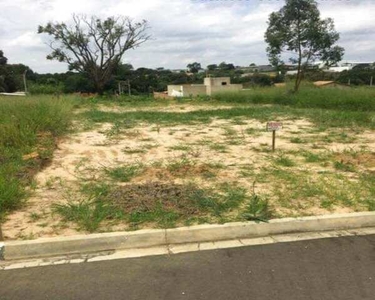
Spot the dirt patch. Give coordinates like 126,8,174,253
334,152,375,169
108,182,211,216
4,104,375,239
135,162,220,182
95,103,237,113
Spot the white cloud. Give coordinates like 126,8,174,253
0,0,374,73
8,31,43,47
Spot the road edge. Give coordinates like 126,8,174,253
3,211,375,260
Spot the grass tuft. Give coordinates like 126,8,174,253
105,163,144,182
242,193,272,222
274,154,296,167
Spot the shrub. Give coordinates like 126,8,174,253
28,83,64,94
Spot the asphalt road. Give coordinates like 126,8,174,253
1,235,375,300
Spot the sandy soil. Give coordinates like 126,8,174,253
3,111,375,240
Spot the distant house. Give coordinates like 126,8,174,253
236,65,276,73
247,65,276,73
170,69,187,73
285,70,299,75
323,61,373,73
166,77,243,97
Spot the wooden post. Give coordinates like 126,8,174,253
128,80,131,96
370,76,373,87
267,122,282,152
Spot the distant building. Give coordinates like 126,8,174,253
170,69,187,73
238,65,276,73
248,65,276,72
167,77,243,97
326,61,373,72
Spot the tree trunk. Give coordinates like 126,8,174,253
294,58,302,93
93,78,105,95
295,71,303,92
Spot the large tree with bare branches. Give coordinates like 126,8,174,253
38,15,150,94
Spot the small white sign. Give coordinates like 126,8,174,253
267,122,283,132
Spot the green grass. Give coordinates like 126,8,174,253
208,143,228,153
256,164,375,213
169,144,192,151
290,137,307,144
0,95,73,217
241,193,273,222
53,181,248,231
273,154,296,167
214,85,375,112
53,199,124,232
80,103,375,132
300,151,331,163
104,163,144,182
334,161,356,172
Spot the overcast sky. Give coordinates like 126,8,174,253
1,0,374,73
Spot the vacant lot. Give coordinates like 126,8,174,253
2,87,375,240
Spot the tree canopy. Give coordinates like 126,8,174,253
38,15,150,94
187,62,202,73
0,50,33,93
0,50,7,65
265,0,344,92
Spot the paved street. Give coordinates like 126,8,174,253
1,234,375,300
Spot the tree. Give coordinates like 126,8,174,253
207,64,218,71
0,50,7,65
218,62,235,71
265,0,344,92
187,62,201,73
38,15,150,94
0,51,26,92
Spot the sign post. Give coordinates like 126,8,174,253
267,122,283,152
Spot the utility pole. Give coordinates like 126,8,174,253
127,79,131,96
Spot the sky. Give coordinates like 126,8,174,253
0,0,374,74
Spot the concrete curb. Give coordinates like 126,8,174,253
3,212,375,261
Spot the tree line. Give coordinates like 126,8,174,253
6,0,375,95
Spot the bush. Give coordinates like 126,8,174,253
28,83,64,94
